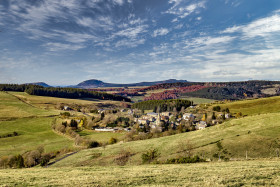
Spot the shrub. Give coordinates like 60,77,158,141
165,155,205,164
40,153,51,166
108,137,118,144
23,150,41,167
141,149,160,164
115,150,131,166
213,106,221,112
87,140,99,148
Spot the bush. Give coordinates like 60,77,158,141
40,153,51,166
115,150,131,166
141,149,160,164
108,137,118,144
165,155,205,164
213,106,221,112
87,140,99,148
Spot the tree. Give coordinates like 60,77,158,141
211,112,216,120
101,112,105,120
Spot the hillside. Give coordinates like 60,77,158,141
76,79,188,88
0,91,74,156
53,112,280,167
214,96,280,116
26,82,51,87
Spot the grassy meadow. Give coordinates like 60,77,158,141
0,91,74,156
0,92,58,120
0,117,74,156
9,91,122,110
215,96,280,116
77,130,126,144
1,160,280,186
179,96,215,104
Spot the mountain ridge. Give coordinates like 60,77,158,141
75,79,188,88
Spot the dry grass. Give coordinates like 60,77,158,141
0,160,280,186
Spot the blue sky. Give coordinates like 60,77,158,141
1,0,280,85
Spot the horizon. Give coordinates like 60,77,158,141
2,78,279,87
1,0,280,85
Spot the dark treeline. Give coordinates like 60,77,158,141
132,99,192,112
0,84,131,102
0,84,43,92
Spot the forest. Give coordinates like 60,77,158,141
0,84,131,102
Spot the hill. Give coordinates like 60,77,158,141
53,111,280,167
26,82,51,87
76,79,188,88
0,91,74,156
213,96,280,117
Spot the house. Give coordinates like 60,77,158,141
127,109,133,115
137,119,149,125
98,109,105,114
196,122,207,130
183,113,195,121
63,106,72,111
147,112,158,118
212,120,219,125
225,113,231,119
95,127,116,132
161,112,171,117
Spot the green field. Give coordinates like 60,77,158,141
9,91,122,110
53,112,280,167
0,92,74,156
180,96,215,104
77,130,126,143
0,92,58,119
1,160,279,186
215,96,280,116
0,117,74,156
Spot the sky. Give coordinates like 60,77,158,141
1,0,280,85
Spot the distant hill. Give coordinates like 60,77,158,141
26,82,51,87
76,79,188,88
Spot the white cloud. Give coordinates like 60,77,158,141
152,28,170,37
221,13,280,38
166,1,206,19
43,42,85,51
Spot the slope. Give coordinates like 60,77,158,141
0,91,73,156
53,112,280,167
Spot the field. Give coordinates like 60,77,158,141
0,92,76,156
9,91,122,110
77,130,126,144
0,117,74,156
53,112,280,167
179,96,215,104
215,96,280,116
0,92,58,119
0,160,279,186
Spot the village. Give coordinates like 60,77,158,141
93,104,232,134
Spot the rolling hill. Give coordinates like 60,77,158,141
76,79,188,88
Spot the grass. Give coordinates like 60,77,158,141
77,130,126,143
53,112,280,167
179,96,215,104
1,160,280,186
0,92,58,119
9,91,122,110
0,117,74,156
215,96,280,116
0,92,74,156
